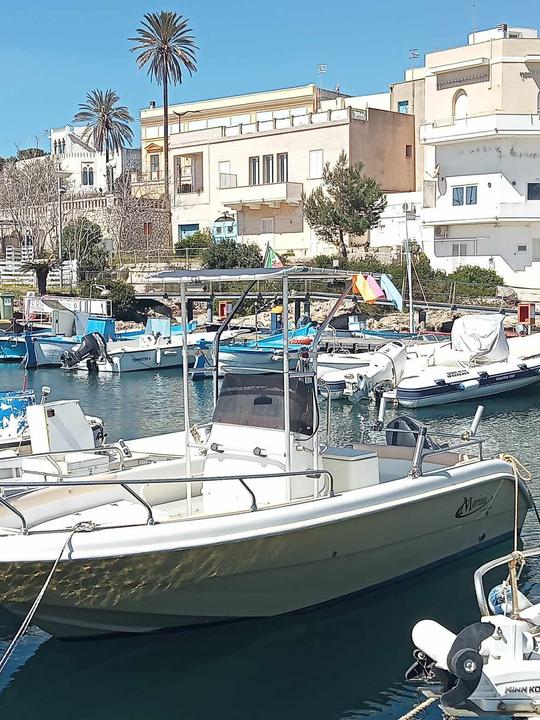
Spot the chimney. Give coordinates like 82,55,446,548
497,23,508,37
149,101,156,109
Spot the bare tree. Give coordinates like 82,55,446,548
0,156,59,258
105,162,167,261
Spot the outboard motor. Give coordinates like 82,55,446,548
61,332,108,370
385,415,442,450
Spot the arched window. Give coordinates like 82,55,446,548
453,90,468,119
88,166,94,186
53,140,58,154
82,166,88,186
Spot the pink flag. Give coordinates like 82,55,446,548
365,274,385,300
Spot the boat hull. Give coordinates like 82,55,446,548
398,371,540,408
0,472,527,637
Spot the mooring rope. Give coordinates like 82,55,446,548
500,454,532,553
396,696,437,720
0,521,95,675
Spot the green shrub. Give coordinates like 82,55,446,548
201,239,262,269
448,265,504,287
174,229,213,254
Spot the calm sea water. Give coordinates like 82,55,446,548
1,364,540,719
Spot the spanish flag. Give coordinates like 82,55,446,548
352,274,384,303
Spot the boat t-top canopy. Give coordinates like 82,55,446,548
153,266,353,284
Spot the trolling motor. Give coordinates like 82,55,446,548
61,332,109,372
406,548,540,718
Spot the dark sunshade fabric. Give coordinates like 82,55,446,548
213,372,314,435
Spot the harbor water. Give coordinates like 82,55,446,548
1,364,540,719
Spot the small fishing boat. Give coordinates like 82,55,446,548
0,387,104,452
406,540,540,718
62,319,241,374
217,325,315,371
0,268,530,640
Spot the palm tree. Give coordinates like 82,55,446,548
129,11,197,213
74,90,134,191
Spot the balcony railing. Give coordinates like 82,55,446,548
220,181,303,209
420,112,540,144
219,173,238,189
131,170,164,183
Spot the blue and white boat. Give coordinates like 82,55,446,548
0,329,50,362
0,387,104,451
27,317,198,368
218,325,315,371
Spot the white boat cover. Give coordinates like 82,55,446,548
451,314,509,363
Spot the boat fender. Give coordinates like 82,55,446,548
458,379,480,391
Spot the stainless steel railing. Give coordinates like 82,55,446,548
0,468,335,534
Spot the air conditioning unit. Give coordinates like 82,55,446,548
434,225,448,239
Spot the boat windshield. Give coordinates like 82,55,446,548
213,372,314,435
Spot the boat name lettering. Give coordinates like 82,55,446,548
455,495,492,518
446,370,469,378
504,685,540,694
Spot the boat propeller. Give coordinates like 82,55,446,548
441,621,495,709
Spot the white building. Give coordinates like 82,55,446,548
50,126,140,193
373,24,540,288
134,84,414,256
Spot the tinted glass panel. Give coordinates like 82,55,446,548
528,183,540,200
213,372,314,435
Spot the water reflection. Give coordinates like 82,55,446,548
0,545,512,720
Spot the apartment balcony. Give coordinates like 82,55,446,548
220,181,303,210
420,113,540,145
423,201,540,226
131,170,165,185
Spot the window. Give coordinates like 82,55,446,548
405,145,413,158
398,100,409,114
452,243,470,257
249,156,260,185
533,239,540,261
261,217,275,234
527,183,540,200
149,154,160,180
263,154,274,184
143,222,153,237
277,153,288,182
81,164,94,186
178,223,200,240
452,185,477,205
452,186,464,205
517,244,527,253
309,149,324,179
466,185,477,204
453,90,468,119
177,153,203,193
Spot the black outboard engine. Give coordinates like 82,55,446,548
385,415,443,450
61,332,108,371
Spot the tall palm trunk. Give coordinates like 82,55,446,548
162,70,172,247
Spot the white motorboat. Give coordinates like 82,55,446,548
407,543,540,718
0,387,104,453
318,340,409,400
0,268,530,639
62,322,242,374
393,315,540,408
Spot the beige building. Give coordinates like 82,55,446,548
134,84,414,256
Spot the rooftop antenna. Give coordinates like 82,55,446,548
409,49,419,115
316,63,327,111
472,1,477,43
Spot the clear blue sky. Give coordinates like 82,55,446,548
1,0,539,156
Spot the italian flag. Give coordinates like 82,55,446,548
263,244,284,269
